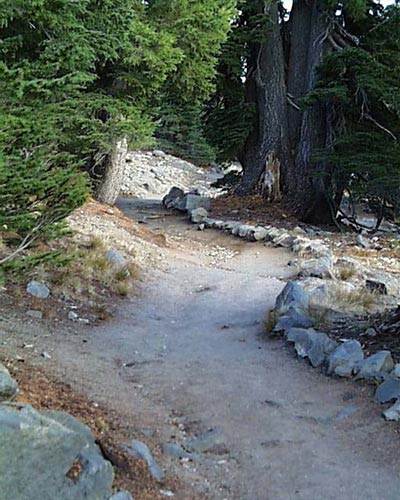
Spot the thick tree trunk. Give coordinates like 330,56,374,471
290,1,333,224
235,0,342,225
236,1,291,199
95,137,128,205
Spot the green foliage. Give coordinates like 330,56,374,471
153,0,236,163
308,3,400,221
1,0,233,263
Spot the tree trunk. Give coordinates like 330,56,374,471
291,1,333,224
235,0,341,225
95,137,128,205
236,0,291,199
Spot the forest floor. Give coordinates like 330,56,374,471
2,152,400,499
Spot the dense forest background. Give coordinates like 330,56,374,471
1,0,400,264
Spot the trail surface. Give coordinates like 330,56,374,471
48,199,400,500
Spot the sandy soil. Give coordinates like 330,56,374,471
3,199,400,500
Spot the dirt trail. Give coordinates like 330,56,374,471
38,199,400,499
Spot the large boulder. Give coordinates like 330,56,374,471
286,328,338,368
190,207,209,223
273,313,313,334
327,340,364,378
299,256,334,280
355,351,394,381
275,281,310,315
0,403,114,499
162,186,185,210
0,364,18,402
375,378,400,403
176,194,211,212
383,400,400,421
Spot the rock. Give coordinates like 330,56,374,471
106,248,127,270
123,440,164,481
286,328,338,368
162,186,185,209
391,364,400,378
109,492,134,500
177,194,211,212
162,443,197,460
26,280,50,299
152,150,166,158
383,400,400,421
275,281,310,315
0,403,113,499
299,256,334,280
0,364,18,402
190,207,209,223
68,311,79,321
253,227,269,241
366,279,387,295
41,351,51,360
356,234,370,249
184,428,224,454
375,378,400,403
237,225,256,239
273,233,295,248
365,271,400,296
327,341,364,377
273,313,313,334
355,351,394,380
26,310,43,320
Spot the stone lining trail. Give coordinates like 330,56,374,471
46,199,400,500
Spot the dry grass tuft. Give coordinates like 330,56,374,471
336,267,357,282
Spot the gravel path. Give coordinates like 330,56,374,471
42,200,400,499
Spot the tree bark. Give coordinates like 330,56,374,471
291,1,333,224
236,0,291,199
95,137,128,205
235,0,341,225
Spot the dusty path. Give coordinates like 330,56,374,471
37,199,400,499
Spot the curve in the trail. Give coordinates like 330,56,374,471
55,199,400,500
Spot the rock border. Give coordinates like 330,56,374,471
162,188,400,422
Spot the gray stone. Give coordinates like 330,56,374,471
391,364,400,378
184,428,223,454
355,351,394,380
356,234,370,249
383,400,400,421
237,225,256,239
190,207,209,223
162,186,185,209
0,364,18,402
286,328,338,368
109,492,134,500
365,271,400,296
275,281,309,315
299,256,334,280
162,443,197,460
253,227,269,241
273,314,313,333
68,310,79,321
327,341,364,378
26,280,50,299
375,378,400,403
0,403,113,499
178,194,211,212
152,150,166,158
366,279,387,295
273,233,296,248
123,440,164,481
26,310,43,320
106,249,127,270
